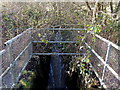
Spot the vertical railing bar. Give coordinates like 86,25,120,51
7,42,15,87
101,43,111,82
89,63,107,88
30,30,33,56
15,55,32,85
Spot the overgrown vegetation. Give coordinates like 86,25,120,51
16,70,35,89
1,2,119,45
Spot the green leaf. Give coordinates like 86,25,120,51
60,42,62,44
20,79,28,88
86,59,90,63
86,24,90,27
92,36,96,42
45,40,48,44
42,40,45,42
38,33,41,37
81,64,85,66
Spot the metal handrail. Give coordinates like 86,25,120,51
4,28,33,45
95,34,120,50
47,28,86,30
0,27,119,89
33,41,80,43
85,42,120,84
33,53,85,55
0,50,6,56
0,42,32,78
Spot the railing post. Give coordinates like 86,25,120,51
101,43,111,85
29,30,32,56
7,43,15,87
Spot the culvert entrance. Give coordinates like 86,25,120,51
29,28,86,89
1,27,119,89
15,27,101,89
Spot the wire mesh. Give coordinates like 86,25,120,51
89,51,104,78
104,67,120,88
12,30,31,60
2,69,13,88
0,27,119,88
14,54,25,82
1,49,11,74
108,46,119,74
86,34,108,60
13,42,32,83
86,33,120,88
1,29,32,88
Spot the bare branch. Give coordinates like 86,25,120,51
114,1,120,13
86,2,92,11
110,2,113,13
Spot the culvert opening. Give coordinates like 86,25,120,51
16,54,101,89
16,28,101,89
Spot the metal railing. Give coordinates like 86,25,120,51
0,28,32,88
0,28,119,89
32,28,120,88
85,33,120,88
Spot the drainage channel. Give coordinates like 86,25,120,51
48,31,67,89
14,27,102,89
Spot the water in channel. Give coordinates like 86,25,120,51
48,31,67,89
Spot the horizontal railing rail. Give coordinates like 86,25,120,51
94,34,120,50
4,28,33,45
47,28,86,31
33,41,80,43
32,28,86,31
0,50,6,56
33,53,85,55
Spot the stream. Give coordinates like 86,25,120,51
48,31,67,89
